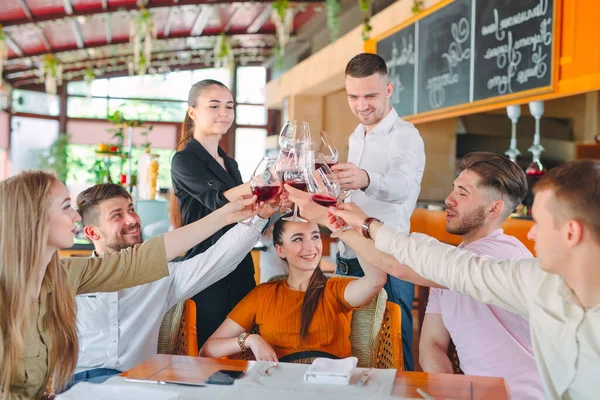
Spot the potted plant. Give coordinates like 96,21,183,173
38,133,83,183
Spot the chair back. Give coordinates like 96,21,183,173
376,301,404,369
172,299,199,356
267,274,388,368
157,301,185,354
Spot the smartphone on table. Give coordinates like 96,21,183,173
205,369,245,385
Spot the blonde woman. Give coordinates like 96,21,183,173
0,171,260,399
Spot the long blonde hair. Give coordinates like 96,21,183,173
0,171,78,394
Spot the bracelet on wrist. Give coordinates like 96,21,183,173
361,217,382,239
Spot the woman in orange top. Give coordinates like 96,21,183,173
200,214,387,362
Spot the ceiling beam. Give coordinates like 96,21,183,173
105,15,112,44
4,34,24,57
71,20,85,49
6,30,278,61
63,0,73,15
164,7,174,37
247,4,272,34
190,5,212,36
6,44,276,75
1,1,324,27
9,53,270,86
223,5,240,33
35,27,52,52
16,0,34,21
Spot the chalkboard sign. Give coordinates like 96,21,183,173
374,0,556,118
376,23,417,116
473,0,554,101
417,0,472,113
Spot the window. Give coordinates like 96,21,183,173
235,128,268,181
67,97,108,119
236,67,266,104
236,105,267,126
108,72,191,101
12,89,59,116
67,79,109,97
192,68,232,88
108,99,187,122
234,66,269,175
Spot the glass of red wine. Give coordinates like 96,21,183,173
306,163,353,238
282,146,309,223
250,157,282,207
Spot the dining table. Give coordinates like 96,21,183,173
115,354,510,400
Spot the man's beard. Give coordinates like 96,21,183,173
104,225,143,253
446,205,486,236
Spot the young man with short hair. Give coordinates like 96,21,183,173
71,184,273,386
329,160,600,399
333,53,426,370
418,153,543,399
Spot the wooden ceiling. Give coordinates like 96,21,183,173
1,0,324,88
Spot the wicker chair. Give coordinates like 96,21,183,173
157,300,186,355
171,276,404,369
376,301,404,369
171,299,199,356
448,339,464,374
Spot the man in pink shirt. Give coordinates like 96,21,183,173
419,152,544,399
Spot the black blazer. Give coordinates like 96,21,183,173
171,138,255,279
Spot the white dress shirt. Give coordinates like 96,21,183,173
339,107,425,259
75,217,268,373
375,225,600,400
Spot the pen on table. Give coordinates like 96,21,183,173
124,378,206,387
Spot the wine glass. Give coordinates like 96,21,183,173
306,162,353,238
279,120,312,151
250,157,282,207
314,131,339,170
273,148,294,213
282,146,309,223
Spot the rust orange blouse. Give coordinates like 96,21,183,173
228,277,357,359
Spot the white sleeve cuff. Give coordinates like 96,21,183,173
363,171,380,197
242,215,269,232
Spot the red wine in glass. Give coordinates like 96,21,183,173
312,194,337,207
252,185,281,201
287,181,308,192
315,162,338,171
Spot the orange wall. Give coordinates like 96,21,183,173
411,209,536,255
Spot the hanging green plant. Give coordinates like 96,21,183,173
326,0,341,42
214,33,234,71
359,0,372,41
84,67,96,98
130,6,156,75
39,54,63,95
412,0,425,14
271,0,294,57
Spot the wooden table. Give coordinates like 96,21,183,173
122,355,510,399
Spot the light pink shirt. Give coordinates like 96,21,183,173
425,229,544,400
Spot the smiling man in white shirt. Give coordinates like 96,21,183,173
69,183,273,387
330,160,600,399
331,53,425,370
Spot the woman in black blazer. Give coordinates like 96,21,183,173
171,79,257,348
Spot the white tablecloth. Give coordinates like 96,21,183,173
57,362,418,400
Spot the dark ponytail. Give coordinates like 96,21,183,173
273,214,328,342
174,79,229,152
